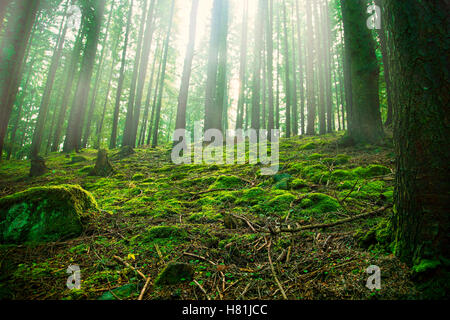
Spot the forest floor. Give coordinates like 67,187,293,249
0,132,420,300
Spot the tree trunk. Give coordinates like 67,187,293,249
175,0,200,138
122,0,148,147
281,0,291,138
340,0,383,144
314,0,326,135
385,0,450,297
151,0,175,148
110,0,133,149
81,1,114,149
305,0,316,135
30,4,69,159
374,0,394,127
130,0,156,147
63,0,106,153
235,0,248,130
0,0,40,160
295,0,305,135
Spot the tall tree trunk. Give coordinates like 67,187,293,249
0,0,40,160
250,0,265,133
374,0,393,127
63,0,106,153
130,0,156,147
266,0,275,132
122,0,148,147
147,51,163,146
51,17,85,152
139,36,162,146
175,0,200,138
30,3,69,159
81,1,114,149
295,0,305,135
340,0,383,144
215,0,229,134
110,0,133,149
305,0,316,135
314,0,326,135
236,0,248,130
290,3,298,136
151,0,175,148
323,0,333,133
204,0,222,133
385,0,450,297
281,0,291,138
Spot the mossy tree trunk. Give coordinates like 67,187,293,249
384,0,449,295
340,0,384,144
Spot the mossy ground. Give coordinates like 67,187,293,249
0,133,418,300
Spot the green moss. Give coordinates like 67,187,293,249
265,192,296,213
235,187,266,206
132,173,146,181
354,164,391,178
98,284,138,300
209,175,245,190
354,219,392,251
272,173,292,190
292,179,308,189
412,259,441,273
330,169,357,182
0,185,98,244
154,262,194,286
300,142,317,150
299,193,341,215
144,226,188,241
307,153,324,160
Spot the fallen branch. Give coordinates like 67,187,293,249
113,255,147,281
138,277,151,300
275,205,392,234
231,214,258,233
267,239,288,300
193,280,210,300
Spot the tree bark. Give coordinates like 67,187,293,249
0,0,40,160
384,0,449,297
340,0,383,144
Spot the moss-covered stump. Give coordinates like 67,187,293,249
154,262,194,286
29,156,49,177
0,185,99,244
89,149,114,177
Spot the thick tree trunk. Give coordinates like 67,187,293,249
340,0,383,144
0,0,40,160
295,0,305,135
385,0,449,297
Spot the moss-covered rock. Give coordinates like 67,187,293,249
354,218,392,250
154,262,194,286
0,185,99,244
292,178,308,189
299,193,340,215
354,164,391,178
272,173,293,190
97,284,138,300
144,226,188,241
209,175,245,190
235,187,266,206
